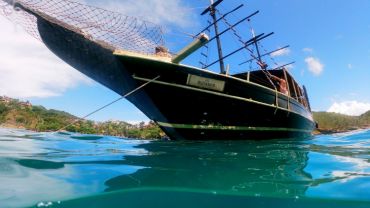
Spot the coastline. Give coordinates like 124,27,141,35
0,123,27,130
0,124,159,140
2,97,370,139
0,98,165,139
2,122,368,138
313,126,370,135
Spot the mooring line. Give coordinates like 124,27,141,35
55,75,160,133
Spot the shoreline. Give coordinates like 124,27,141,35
314,126,370,135
0,125,158,140
2,124,369,138
0,124,27,130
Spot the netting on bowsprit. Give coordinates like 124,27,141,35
0,0,165,54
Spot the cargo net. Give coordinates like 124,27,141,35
0,0,165,54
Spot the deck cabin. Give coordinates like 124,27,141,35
233,69,311,111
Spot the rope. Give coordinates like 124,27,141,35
199,19,212,69
258,43,279,67
55,75,160,133
216,9,256,60
274,88,279,115
166,29,197,39
250,74,273,87
215,9,276,83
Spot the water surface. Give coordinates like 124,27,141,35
0,128,369,207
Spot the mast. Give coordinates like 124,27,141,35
202,0,225,74
251,28,267,70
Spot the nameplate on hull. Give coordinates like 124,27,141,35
186,74,225,92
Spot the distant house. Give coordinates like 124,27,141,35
0,96,12,104
20,101,32,108
108,119,121,125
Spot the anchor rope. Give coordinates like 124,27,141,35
55,75,160,133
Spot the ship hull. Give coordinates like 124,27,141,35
115,55,315,140
36,16,315,140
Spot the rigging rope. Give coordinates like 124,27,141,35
258,43,279,67
212,9,277,91
55,75,160,133
199,19,212,68
212,9,255,74
216,10,265,70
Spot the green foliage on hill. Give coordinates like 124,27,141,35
3,97,370,137
313,111,370,133
0,98,165,139
360,111,370,124
0,103,9,123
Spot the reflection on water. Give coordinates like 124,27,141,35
0,128,369,207
104,140,312,197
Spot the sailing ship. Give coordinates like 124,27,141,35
0,0,316,140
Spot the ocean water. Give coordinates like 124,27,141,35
0,128,370,208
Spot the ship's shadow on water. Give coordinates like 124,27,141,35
1,128,370,207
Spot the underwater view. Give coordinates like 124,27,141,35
0,127,370,207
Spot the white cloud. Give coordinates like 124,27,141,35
305,57,324,76
271,47,290,57
303,48,313,53
0,0,197,99
0,18,92,99
327,101,370,116
88,0,196,28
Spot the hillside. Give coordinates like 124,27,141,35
313,111,370,133
1,96,370,137
0,97,165,139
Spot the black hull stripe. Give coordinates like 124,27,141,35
133,75,314,122
157,122,313,133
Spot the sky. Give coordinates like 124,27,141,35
0,0,370,123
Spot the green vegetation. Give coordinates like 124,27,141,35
2,96,370,137
0,97,165,139
313,111,370,134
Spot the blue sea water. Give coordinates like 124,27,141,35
0,128,370,208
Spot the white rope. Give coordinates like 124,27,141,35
55,75,160,133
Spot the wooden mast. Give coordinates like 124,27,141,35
202,0,225,74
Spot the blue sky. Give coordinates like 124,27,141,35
1,0,370,123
